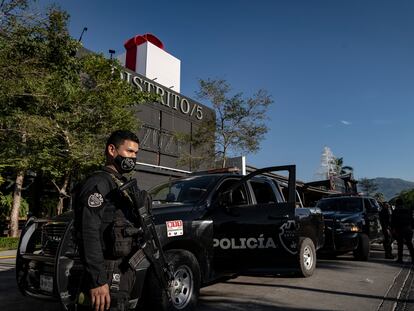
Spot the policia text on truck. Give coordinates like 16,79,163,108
16,165,325,311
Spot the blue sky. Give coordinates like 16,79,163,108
40,0,414,182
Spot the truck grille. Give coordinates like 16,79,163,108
41,222,67,256
324,219,335,230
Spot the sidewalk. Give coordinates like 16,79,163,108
0,249,17,259
0,249,16,272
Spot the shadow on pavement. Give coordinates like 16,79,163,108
198,295,329,311
221,278,414,304
0,268,61,311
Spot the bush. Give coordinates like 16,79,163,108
0,237,19,250
0,193,29,218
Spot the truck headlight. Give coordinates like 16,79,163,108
337,223,360,232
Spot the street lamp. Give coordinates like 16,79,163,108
109,49,116,60
78,27,88,43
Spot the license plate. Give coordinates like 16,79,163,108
40,275,53,293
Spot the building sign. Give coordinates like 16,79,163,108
120,70,204,120
118,68,215,172
140,125,183,156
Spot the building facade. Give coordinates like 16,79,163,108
116,34,215,190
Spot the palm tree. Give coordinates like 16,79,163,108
333,157,353,176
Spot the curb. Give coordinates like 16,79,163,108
0,255,16,259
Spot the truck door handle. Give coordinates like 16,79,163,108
268,214,289,220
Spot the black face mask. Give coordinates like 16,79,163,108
114,155,136,174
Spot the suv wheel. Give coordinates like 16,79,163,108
297,237,316,277
353,233,370,261
144,249,200,311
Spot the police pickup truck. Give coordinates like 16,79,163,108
316,195,382,260
16,165,324,311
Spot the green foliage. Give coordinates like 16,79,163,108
333,157,353,176
0,5,150,215
373,192,385,203
0,165,7,187
398,189,414,209
38,196,59,217
0,237,19,250
180,78,272,168
0,193,29,218
0,0,30,32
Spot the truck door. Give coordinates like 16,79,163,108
248,179,298,263
365,198,382,239
212,166,297,270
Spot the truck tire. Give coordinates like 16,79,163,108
143,249,200,311
297,238,316,277
353,233,370,261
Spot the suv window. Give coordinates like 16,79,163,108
215,179,248,206
250,180,277,204
317,197,363,213
150,175,218,205
369,199,380,211
364,198,379,211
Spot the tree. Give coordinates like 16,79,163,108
0,0,41,236
397,189,414,210
358,178,378,196
0,5,150,235
317,147,354,179
373,192,385,203
181,78,272,169
0,0,30,31
317,146,336,179
333,157,353,176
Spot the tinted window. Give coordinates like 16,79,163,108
150,175,219,205
316,197,363,212
214,179,248,206
369,199,380,211
251,181,277,204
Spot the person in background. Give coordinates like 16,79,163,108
379,201,394,259
391,198,414,264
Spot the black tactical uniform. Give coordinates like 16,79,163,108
391,202,414,263
379,203,394,259
73,166,136,309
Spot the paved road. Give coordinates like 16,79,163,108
1,246,413,311
198,247,414,311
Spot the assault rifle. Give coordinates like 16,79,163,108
119,178,173,299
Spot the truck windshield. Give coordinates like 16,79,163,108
150,175,219,205
316,198,363,213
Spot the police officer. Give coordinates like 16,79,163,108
391,198,414,264
379,201,394,259
73,130,139,311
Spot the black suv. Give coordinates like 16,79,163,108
316,195,382,260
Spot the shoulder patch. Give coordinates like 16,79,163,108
88,193,104,208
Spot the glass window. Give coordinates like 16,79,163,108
369,199,380,211
316,197,363,212
364,199,372,210
250,180,277,204
214,179,248,206
150,175,218,206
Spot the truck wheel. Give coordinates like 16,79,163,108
143,249,200,311
353,233,370,261
297,238,316,277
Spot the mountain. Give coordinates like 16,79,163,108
358,178,414,200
